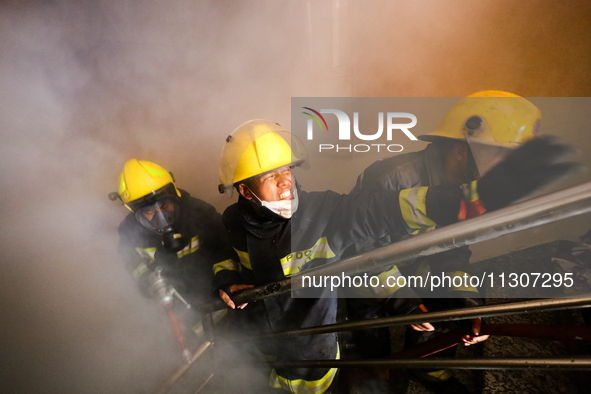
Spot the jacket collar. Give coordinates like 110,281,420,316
238,194,287,238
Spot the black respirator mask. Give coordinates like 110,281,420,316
134,197,186,253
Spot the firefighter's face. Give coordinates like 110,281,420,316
141,203,175,221
241,167,292,203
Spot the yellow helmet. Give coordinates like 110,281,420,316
218,119,308,195
420,90,541,147
115,159,181,211
420,90,541,176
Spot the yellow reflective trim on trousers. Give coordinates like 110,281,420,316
269,346,340,394
280,237,336,276
399,187,436,230
446,270,479,293
177,236,200,258
234,248,252,270
213,259,239,275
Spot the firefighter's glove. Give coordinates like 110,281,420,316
477,136,581,212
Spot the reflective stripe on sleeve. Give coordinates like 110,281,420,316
280,237,336,276
132,247,157,279
135,246,157,261
269,346,340,394
470,180,480,202
399,187,437,230
177,236,200,258
372,265,404,298
132,262,149,279
234,248,252,270
213,259,239,275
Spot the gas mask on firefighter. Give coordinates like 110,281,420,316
112,160,187,253
135,197,185,253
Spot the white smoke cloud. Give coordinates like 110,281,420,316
1,0,590,392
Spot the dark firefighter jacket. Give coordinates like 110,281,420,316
349,144,481,306
118,189,237,308
215,185,462,394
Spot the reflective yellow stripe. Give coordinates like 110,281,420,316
446,270,479,293
399,187,436,230
470,180,480,202
426,368,453,381
280,237,336,276
135,246,157,261
347,265,405,298
269,346,339,394
119,175,127,195
132,247,157,279
413,260,431,289
143,166,169,178
132,262,149,279
213,259,239,275
177,236,200,258
234,248,252,270
416,186,436,226
374,265,403,298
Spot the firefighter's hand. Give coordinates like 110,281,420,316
219,284,254,309
411,304,435,332
461,318,489,346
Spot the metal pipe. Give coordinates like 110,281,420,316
201,312,215,344
152,340,212,394
193,373,214,394
266,357,591,370
198,181,591,313
247,296,591,340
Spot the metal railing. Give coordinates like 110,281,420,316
155,181,591,393
199,181,591,313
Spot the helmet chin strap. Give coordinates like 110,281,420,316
242,185,264,205
241,185,298,219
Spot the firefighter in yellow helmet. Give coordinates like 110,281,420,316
213,117,577,393
419,90,542,178
111,159,237,317
344,91,549,390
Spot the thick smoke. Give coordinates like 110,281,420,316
1,1,590,393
